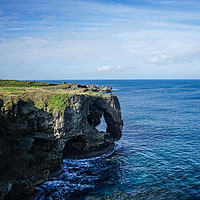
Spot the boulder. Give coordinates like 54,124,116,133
100,85,112,92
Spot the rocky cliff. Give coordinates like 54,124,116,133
0,81,123,200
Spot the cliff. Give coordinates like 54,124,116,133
0,81,123,200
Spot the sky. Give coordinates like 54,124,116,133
0,0,200,80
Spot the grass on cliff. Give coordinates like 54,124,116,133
48,94,72,111
0,80,56,87
0,80,114,113
0,89,73,113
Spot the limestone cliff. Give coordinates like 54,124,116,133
0,81,123,200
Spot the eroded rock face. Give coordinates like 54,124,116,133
0,94,123,199
62,94,123,158
0,99,3,109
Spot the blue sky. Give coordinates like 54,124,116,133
0,0,200,79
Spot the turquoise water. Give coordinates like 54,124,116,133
38,80,200,200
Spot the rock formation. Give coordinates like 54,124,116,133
0,87,123,199
59,82,112,92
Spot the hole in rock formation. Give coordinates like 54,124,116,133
87,102,108,133
87,114,101,128
63,98,122,158
96,115,107,132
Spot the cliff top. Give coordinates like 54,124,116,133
0,80,113,113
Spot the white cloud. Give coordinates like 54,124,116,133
7,28,24,31
148,54,174,64
148,49,200,65
1,0,200,79
97,66,124,72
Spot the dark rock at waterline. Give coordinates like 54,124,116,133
64,142,115,159
0,92,123,199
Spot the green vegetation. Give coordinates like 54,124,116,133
0,87,26,91
0,80,113,113
0,90,72,113
0,80,56,87
48,94,71,111
85,90,95,94
102,93,111,98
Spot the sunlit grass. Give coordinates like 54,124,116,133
0,80,115,113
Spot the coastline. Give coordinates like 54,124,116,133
0,80,123,200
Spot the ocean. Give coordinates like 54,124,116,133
37,80,200,200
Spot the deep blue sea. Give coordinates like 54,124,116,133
37,80,200,200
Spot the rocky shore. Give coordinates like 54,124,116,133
59,82,113,92
0,81,123,199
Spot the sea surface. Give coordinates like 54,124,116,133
37,80,200,200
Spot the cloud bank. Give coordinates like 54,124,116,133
0,0,200,79
148,55,174,64
97,66,124,72
148,49,200,65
